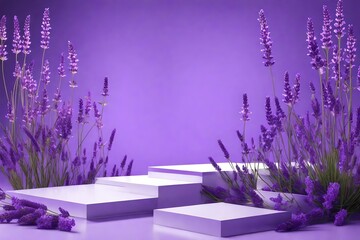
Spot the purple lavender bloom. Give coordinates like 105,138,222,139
305,208,324,224
265,97,274,126
58,53,66,78
240,93,251,121
39,88,50,115
36,215,59,229
12,197,47,210
334,0,345,39
23,62,37,98
18,208,46,226
40,8,51,49
68,41,78,74
59,207,70,218
120,155,127,169
0,16,7,41
55,104,72,140
322,182,340,210
218,139,230,159
5,102,14,123
13,61,21,78
311,97,321,119
274,97,285,119
0,207,35,223
292,74,301,104
77,98,84,124
0,42,7,61
22,15,31,55
260,125,274,152
334,209,347,226
258,9,274,67
102,77,109,97
321,5,333,49
0,188,5,200
332,44,342,84
93,102,103,129
283,72,293,105
276,213,306,232
326,83,336,112
305,176,315,203
12,16,22,54
345,25,356,67
126,159,134,176
58,216,76,232
52,88,62,110
209,156,221,172
270,193,286,210
309,82,316,95
248,188,263,207
307,18,324,70
108,129,116,151
41,59,51,85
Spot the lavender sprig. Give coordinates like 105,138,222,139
334,0,345,39
12,16,22,54
22,15,31,55
240,93,251,121
41,59,51,85
102,77,109,97
345,25,356,68
321,5,333,49
282,72,293,105
57,53,66,78
258,9,274,67
0,16,7,61
307,18,324,71
40,8,51,49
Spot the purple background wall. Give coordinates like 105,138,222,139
0,0,359,183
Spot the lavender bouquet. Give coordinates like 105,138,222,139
205,0,360,230
0,9,133,190
0,188,75,231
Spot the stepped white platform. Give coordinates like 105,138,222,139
8,184,157,219
96,175,202,208
154,202,291,237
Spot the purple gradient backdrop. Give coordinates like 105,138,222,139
0,0,359,181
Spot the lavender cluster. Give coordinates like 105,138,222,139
0,9,133,189
207,0,359,231
0,189,75,231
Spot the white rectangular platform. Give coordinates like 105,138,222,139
154,202,291,237
7,184,157,219
96,175,203,208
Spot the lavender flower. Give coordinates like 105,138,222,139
321,5,332,49
13,61,21,78
0,15,7,41
23,62,37,98
334,0,345,39
322,182,340,210
258,9,274,67
248,188,263,207
120,155,127,169
345,25,356,67
18,209,46,226
276,213,307,232
12,197,47,210
274,97,285,119
282,72,293,105
36,215,59,229
311,97,321,118
59,207,70,218
58,216,75,232
5,102,14,123
292,73,300,104
22,15,31,55
126,159,134,176
305,208,324,224
84,92,92,118
305,176,314,203
41,59,51,85
0,207,35,223
77,99,84,124
93,102,103,128
218,139,230,159
55,104,72,140
102,77,109,97
307,18,324,71
52,88,62,110
57,53,66,78
12,16,22,54
108,129,116,151
240,93,251,121
270,193,286,210
334,209,347,226
40,8,51,49
39,89,50,115
265,97,274,126
68,41,78,74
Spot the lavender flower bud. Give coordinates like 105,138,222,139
22,15,31,55
68,41,78,74
321,5,332,49
209,156,221,172
274,97,285,119
85,92,92,117
292,73,300,104
282,72,293,105
5,102,14,123
58,53,66,78
40,88,50,115
304,176,314,203
269,193,286,210
58,216,76,232
322,182,340,210
307,18,324,71
41,59,51,85
12,16,22,54
309,82,316,95
126,160,134,176
0,207,35,223
120,155,127,169
18,208,46,226
102,77,109,96
77,98,84,124
12,197,47,210
265,97,274,126
52,88,62,110
40,8,51,49
217,139,230,159
334,0,345,39
345,24,356,67
240,93,251,121
0,15,6,41
59,207,70,218
36,215,59,229
13,61,21,78
334,209,347,226
258,9,274,67
108,129,116,151
311,97,321,118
